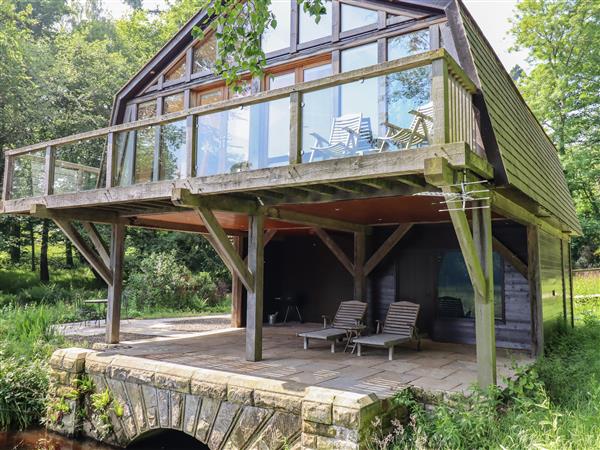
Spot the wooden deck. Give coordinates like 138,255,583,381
97,323,532,398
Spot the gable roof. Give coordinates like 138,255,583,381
446,0,580,234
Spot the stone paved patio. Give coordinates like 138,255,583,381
101,322,533,398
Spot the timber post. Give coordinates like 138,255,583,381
246,213,265,362
527,225,544,356
425,157,497,387
107,223,126,344
231,236,244,328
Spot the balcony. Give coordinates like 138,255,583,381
1,49,490,216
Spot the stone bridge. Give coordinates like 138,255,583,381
47,348,400,449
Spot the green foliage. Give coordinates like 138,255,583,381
370,317,600,450
511,0,600,267
192,0,326,88
124,250,222,311
0,357,49,431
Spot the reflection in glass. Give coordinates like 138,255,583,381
138,101,156,119
165,59,186,81
193,33,217,73
195,97,291,176
261,1,291,54
268,72,295,90
437,251,504,319
388,29,430,60
160,120,187,180
299,0,332,43
303,63,332,82
195,89,223,106
341,42,378,71
115,130,135,186
164,93,184,114
10,150,46,199
53,139,106,194
135,127,156,183
341,4,378,32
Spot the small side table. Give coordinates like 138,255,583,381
344,325,366,354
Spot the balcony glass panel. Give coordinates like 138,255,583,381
195,96,290,176
53,138,107,194
10,150,46,199
301,65,433,162
135,127,157,183
160,119,187,180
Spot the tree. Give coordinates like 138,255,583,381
511,0,600,267
192,0,326,87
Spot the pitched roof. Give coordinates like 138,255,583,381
448,0,580,234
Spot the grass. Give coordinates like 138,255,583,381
370,270,600,450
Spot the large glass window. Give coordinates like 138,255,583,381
301,64,334,161
341,42,378,71
341,4,378,32
299,0,332,44
160,120,187,180
437,251,504,320
262,1,291,54
388,29,430,60
193,33,217,73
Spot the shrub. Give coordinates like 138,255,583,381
124,251,221,311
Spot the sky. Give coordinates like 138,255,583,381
103,0,529,71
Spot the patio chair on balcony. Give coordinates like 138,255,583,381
378,102,434,151
298,300,367,353
307,114,363,162
353,301,420,361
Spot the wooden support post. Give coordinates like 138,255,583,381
246,213,264,362
472,205,496,387
431,58,449,145
43,145,55,196
106,223,126,344
527,225,544,356
354,231,366,301
105,132,115,188
231,236,244,328
289,92,302,164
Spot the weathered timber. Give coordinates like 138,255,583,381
354,231,367,302
492,236,527,278
53,219,112,285
106,223,125,344
29,204,121,224
231,235,244,328
196,206,254,291
364,224,413,275
527,225,544,356
314,227,355,275
264,207,366,233
81,222,111,269
246,213,264,361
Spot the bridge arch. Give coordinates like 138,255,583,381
127,428,209,449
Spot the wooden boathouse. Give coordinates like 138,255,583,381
1,1,580,448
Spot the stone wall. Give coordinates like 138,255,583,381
47,348,398,449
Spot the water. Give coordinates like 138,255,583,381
0,429,208,450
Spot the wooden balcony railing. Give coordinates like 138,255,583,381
2,48,478,204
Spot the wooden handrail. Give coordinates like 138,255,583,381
4,49,473,157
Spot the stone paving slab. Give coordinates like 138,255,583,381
90,322,533,398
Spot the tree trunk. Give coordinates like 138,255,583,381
40,219,50,283
65,239,74,268
29,219,36,272
9,218,21,263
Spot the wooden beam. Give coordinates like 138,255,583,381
314,227,354,275
106,223,125,344
231,236,244,328
365,224,413,275
527,225,544,356
265,207,366,233
492,236,527,278
30,204,121,224
81,222,111,269
472,205,497,387
195,205,254,291
172,188,258,214
53,219,112,285
354,231,366,301
246,213,264,362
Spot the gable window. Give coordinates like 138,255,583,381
137,100,157,119
299,0,332,44
437,251,505,320
165,58,186,82
341,3,378,33
164,93,185,114
261,1,291,54
193,33,217,74
388,29,430,60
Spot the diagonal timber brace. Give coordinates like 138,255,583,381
314,227,355,275
364,223,413,276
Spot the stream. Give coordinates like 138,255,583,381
0,428,208,450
